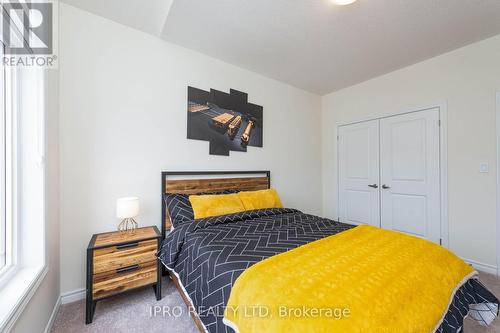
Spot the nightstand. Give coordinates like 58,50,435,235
86,226,162,324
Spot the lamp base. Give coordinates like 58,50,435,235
118,218,138,231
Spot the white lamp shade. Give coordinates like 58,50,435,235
116,197,140,219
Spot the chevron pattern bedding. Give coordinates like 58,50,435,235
157,208,499,333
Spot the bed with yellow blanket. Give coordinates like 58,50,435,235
223,225,487,333
159,208,499,333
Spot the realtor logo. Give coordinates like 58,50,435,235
1,0,58,67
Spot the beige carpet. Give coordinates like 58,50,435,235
51,272,500,333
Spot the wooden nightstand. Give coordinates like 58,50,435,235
86,226,162,324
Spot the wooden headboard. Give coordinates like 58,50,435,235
161,171,271,238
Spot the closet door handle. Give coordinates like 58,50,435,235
382,185,391,189
368,184,378,189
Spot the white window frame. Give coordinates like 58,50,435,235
0,49,18,283
0,43,5,273
0,42,19,281
0,4,48,331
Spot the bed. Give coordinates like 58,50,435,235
157,171,499,333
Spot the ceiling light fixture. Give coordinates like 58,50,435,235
332,0,358,5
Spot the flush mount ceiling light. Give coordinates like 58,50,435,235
332,0,358,5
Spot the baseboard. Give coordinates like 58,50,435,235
60,288,85,304
43,289,83,332
43,296,61,333
463,258,498,275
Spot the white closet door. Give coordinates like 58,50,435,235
380,109,441,243
338,120,380,227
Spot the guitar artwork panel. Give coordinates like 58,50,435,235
187,86,263,156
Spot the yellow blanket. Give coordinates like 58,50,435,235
224,225,475,333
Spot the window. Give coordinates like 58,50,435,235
0,15,46,277
0,43,5,271
0,8,47,329
0,42,16,276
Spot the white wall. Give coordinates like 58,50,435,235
12,69,60,332
322,34,500,269
59,4,322,294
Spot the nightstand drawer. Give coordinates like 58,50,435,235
86,226,162,324
93,239,157,274
92,260,157,300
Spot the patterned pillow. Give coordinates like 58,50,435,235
164,193,193,227
164,190,239,227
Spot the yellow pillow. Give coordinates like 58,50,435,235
237,188,283,210
189,193,246,219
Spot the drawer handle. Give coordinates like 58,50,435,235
116,242,139,250
116,264,139,274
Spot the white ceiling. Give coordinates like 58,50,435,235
61,0,174,36
62,0,500,95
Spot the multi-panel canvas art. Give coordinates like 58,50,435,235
187,86,263,156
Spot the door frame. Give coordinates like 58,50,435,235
496,92,500,276
336,101,449,247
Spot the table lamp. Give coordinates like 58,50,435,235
116,197,139,231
